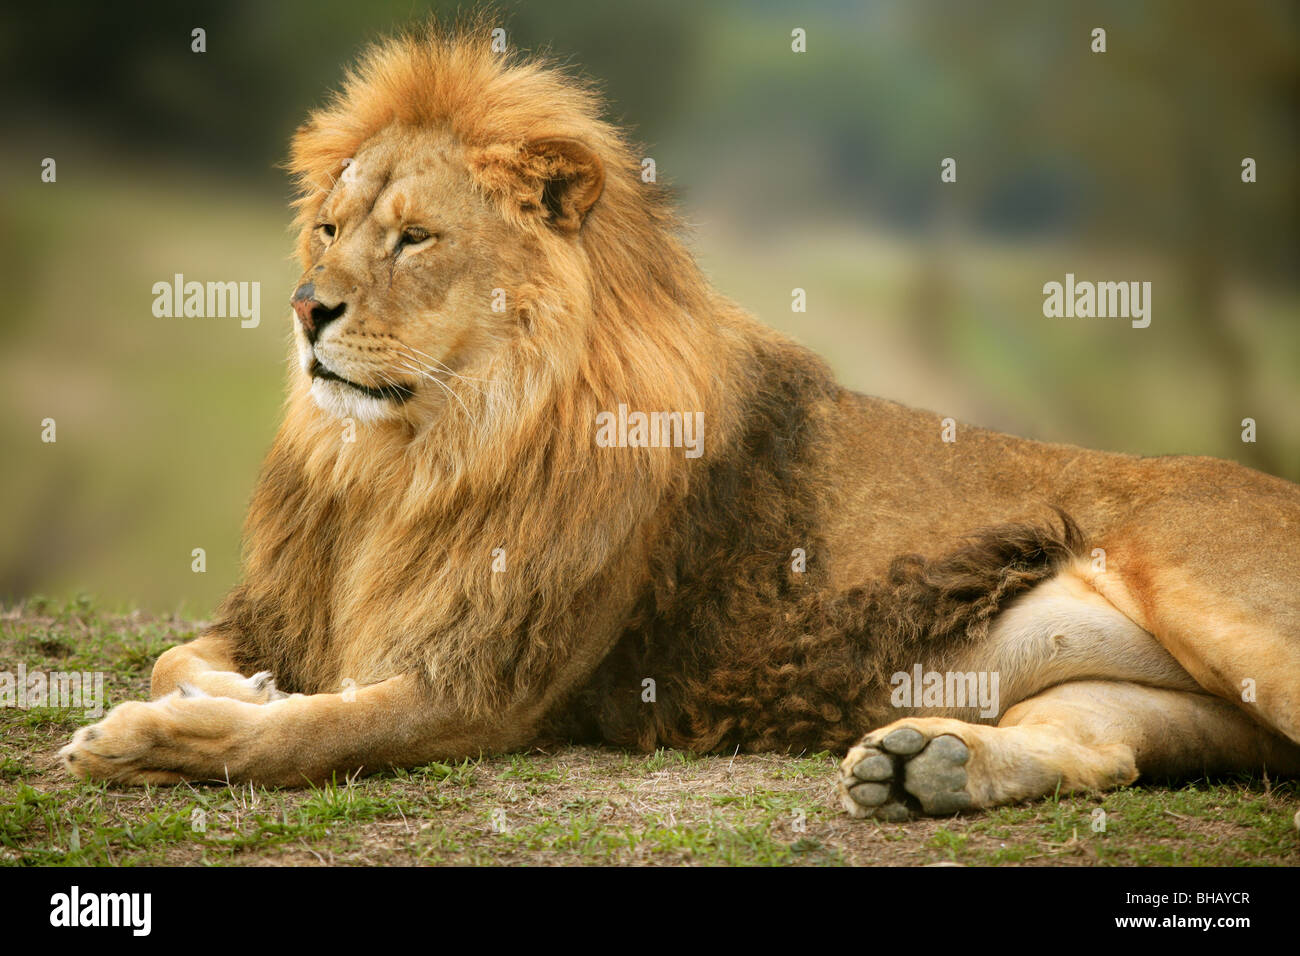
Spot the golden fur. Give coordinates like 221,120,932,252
61,22,1300,818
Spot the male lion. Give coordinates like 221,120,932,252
62,25,1300,820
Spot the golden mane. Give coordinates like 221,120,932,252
221,20,768,719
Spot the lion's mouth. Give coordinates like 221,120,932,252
310,360,414,403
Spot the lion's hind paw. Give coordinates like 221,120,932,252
838,725,973,820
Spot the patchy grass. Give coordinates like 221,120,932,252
2,599,1298,866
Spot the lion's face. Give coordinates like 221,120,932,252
290,125,525,424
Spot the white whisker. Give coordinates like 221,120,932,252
394,343,498,387
397,362,472,420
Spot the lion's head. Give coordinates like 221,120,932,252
284,21,698,433
290,125,520,424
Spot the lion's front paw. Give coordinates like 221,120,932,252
838,723,973,820
61,700,183,784
60,693,261,785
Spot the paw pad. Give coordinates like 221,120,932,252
839,728,973,820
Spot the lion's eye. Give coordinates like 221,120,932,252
398,227,432,248
316,222,337,240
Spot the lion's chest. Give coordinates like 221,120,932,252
317,507,482,687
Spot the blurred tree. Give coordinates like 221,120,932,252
0,0,704,180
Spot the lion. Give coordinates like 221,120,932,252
61,22,1300,821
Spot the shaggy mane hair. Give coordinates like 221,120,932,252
221,19,761,719
549,511,1086,752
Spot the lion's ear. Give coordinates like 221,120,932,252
520,137,605,232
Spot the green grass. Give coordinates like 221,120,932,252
2,598,1298,866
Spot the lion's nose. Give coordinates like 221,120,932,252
291,283,347,343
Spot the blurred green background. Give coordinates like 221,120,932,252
1,0,1297,615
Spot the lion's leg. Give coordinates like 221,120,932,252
149,631,287,704
838,680,1300,819
1088,554,1300,747
61,673,519,786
